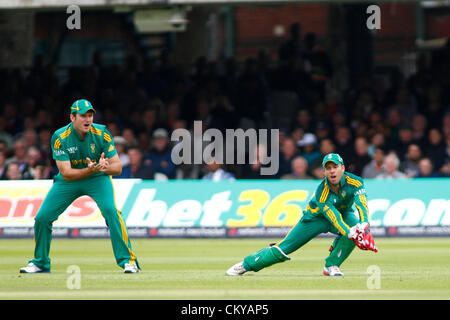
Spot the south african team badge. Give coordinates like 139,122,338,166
90,143,96,153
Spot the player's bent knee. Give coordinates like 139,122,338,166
244,246,290,272
34,212,52,225
101,207,121,219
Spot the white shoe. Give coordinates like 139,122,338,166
124,263,139,273
323,265,344,276
20,262,50,273
226,261,247,276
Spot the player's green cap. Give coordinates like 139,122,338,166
70,99,96,114
322,153,344,168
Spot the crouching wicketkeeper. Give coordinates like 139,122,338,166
226,153,377,277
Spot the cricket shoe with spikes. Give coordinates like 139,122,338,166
226,261,247,276
323,265,344,276
19,262,50,273
124,263,139,273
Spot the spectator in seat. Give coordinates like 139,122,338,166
278,137,299,178
5,161,21,180
122,127,138,148
22,128,39,149
144,128,176,179
21,146,43,179
202,157,235,181
417,157,440,178
117,147,154,179
411,114,428,149
362,147,385,179
376,153,407,179
367,132,386,157
239,144,274,179
391,126,414,161
401,144,422,178
311,166,325,180
309,138,335,174
297,133,321,167
6,138,28,175
333,126,354,161
425,128,446,173
113,136,129,167
348,136,371,176
281,156,313,180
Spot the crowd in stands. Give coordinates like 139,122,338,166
0,23,449,181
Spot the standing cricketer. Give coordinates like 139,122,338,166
20,99,140,273
226,153,377,277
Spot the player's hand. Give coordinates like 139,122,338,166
348,222,369,239
86,155,106,173
98,153,110,172
364,232,378,252
86,157,98,172
355,231,378,252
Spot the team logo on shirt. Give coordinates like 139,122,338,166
90,143,96,153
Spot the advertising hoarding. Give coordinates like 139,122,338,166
0,178,449,237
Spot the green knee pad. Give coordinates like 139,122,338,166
243,246,290,272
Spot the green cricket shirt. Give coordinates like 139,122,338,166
302,172,370,236
51,122,117,180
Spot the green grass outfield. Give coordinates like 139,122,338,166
1,237,449,300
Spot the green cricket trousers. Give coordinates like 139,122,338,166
30,174,139,271
275,212,359,267
242,212,359,272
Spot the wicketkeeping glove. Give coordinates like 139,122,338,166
348,222,378,252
